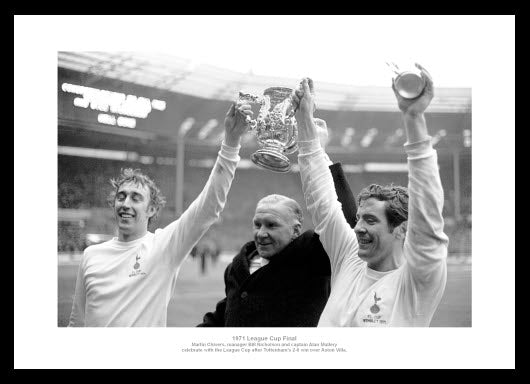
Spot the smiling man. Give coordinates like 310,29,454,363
294,70,448,327
354,184,409,272
253,195,302,259
113,177,161,242
68,101,252,327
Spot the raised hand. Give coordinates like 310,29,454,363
292,77,316,121
224,102,253,147
392,63,434,117
292,78,319,141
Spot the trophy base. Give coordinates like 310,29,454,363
251,149,291,173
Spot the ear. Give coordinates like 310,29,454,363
392,221,407,241
292,222,302,238
147,204,157,219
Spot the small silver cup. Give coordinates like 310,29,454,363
387,62,426,99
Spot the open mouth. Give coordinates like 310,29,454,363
357,237,372,245
119,212,135,219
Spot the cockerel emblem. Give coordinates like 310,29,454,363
370,292,381,314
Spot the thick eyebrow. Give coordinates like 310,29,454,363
253,216,281,225
356,213,379,221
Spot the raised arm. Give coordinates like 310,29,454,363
393,64,448,285
393,63,433,144
294,79,361,278
155,102,253,268
314,117,358,229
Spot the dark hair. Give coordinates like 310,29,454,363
108,168,166,226
357,184,408,230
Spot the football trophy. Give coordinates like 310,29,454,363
238,87,298,173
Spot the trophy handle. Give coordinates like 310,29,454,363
238,91,268,131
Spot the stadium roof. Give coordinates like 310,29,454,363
58,52,471,114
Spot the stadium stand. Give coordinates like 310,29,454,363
58,151,471,255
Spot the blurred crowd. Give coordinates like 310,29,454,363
58,154,472,258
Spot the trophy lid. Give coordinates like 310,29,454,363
263,86,293,96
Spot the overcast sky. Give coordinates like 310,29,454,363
158,15,480,87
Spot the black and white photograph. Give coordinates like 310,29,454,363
14,15,514,369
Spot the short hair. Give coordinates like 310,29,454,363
108,168,166,226
357,184,408,231
256,194,303,227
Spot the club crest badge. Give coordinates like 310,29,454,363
370,292,381,314
129,254,146,277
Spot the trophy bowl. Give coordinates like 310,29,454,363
238,87,298,173
387,62,426,99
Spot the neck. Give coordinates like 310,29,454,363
367,243,404,272
118,230,147,242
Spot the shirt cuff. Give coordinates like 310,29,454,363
404,136,435,160
220,140,241,161
298,138,322,156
